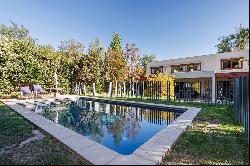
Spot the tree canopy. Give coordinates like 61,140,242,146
216,26,249,53
125,43,143,81
141,53,156,76
0,22,157,94
103,32,127,82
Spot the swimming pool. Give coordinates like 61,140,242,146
39,98,186,155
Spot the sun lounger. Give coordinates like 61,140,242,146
20,86,34,99
33,85,50,98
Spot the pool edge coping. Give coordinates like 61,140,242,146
1,96,201,165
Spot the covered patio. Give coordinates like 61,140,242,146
172,71,248,103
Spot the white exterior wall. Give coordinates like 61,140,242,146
146,49,249,76
215,50,249,73
146,49,249,102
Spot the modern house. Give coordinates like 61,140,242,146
146,49,249,102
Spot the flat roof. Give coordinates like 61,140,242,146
150,49,249,64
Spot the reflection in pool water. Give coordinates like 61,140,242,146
40,99,183,155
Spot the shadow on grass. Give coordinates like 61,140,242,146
163,125,249,165
161,102,249,165
0,104,35,148
0,137,87,165
0,102,88,165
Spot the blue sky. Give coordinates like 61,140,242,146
0,0,249,60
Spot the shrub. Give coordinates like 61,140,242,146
146,73,175,99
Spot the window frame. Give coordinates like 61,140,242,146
187,63,201,72
150,66,163,74
171,62,201,73
221,58,243,70
171,65,180,73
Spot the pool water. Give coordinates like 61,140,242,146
40,98,183,155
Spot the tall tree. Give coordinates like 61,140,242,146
58,39,84,92
216,26,249,53
103,32,127,82
125,43,143,82
0,21,149,95
103,49,127,82
109,32,123,54
0,22,39,91
0,21,31,40
79,38,104,86
141,53,156,76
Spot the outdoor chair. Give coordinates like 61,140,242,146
33,85,50,98
20,86,34,99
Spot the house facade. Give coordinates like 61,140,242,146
146,49,249,102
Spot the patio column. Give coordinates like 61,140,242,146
201,80,205,96
212,74,216,102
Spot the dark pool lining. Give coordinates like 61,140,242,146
79,97,187,113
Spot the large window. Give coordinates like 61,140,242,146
216,81,233,100
171,63,201,73
221,58,243,70
174,81,201,98
150,66,163,74
187,63,201,72
171,65,179,73
179,65,187,72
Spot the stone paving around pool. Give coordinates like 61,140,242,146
1,95,200,165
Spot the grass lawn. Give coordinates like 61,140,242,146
86,95,249,165
162,103,249,165
0,102,88,165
